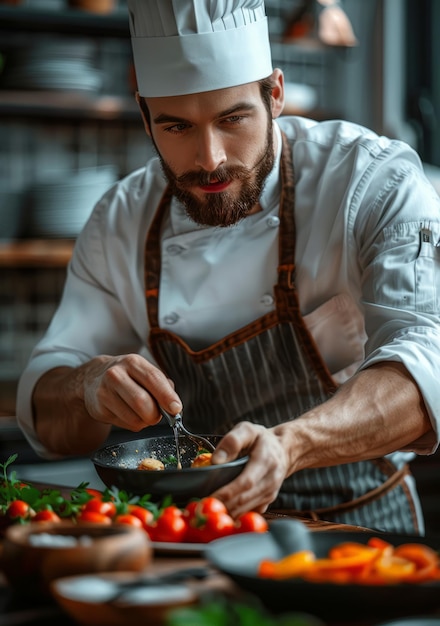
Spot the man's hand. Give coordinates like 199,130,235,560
210,421,289,518
33,353,182,456
81,353,182,431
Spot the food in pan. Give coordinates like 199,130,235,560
136,450,213,471
137,457,165,471
258,536,440,585
190,452,212,468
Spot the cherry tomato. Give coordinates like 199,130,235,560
184,497,227,527
189,497,228,517
184,497,232,543
6,499,34,520
128,505,154,529
33,509,62,523
186,510,235,543
82,498,117,519
77,510,112,524
234,511,268,534
149,506,188,543
114,513,143,528
85,488,103,498
198,510,236,543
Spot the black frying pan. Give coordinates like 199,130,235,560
91,434,248,505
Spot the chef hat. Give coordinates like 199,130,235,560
127,0,273,97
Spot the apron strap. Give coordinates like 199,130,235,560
144,185,173,330
269,462,412,519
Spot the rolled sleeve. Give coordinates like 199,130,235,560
361,324,440,453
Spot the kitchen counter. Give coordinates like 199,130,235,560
1,484,440,626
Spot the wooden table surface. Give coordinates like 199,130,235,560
1,484,439,626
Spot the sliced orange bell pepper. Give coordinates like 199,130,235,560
257,549,315,579
373,552,416,582
328,541,380,563
306,544,380,583
393,543,440,582
366,536,393,552
257,537,440,586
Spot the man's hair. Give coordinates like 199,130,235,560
138,74,275,130
258,75,276,115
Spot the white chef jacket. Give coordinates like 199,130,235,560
17,117,440,460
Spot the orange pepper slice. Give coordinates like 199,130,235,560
257,538,440,586
373,552,416,582
328,541,380,562
393,543,440,582
257,550,315,579
366,536,393,552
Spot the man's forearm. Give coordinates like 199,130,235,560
33,366,111,457
276,361,433,475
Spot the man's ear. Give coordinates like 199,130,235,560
135,91,152,137
270,68,285,119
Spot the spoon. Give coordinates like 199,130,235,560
269,518,313,554
159,408,216,470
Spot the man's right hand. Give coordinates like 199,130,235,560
81,354,182,431
32,354,182,456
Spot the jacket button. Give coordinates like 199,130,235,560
260,294,274,306
163,312,179,325
266,215,280,228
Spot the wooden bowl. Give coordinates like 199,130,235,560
1,521,152,598
51,572,198,626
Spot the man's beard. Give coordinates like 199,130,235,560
157,123,275,228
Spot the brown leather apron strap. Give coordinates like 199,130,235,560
269,463,411,520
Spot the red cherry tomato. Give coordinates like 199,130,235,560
234,511,268,534
33,509,62,523
6,499,34,520
185,497,228,519
149,506,188,543
198,510,236,543
77,510,112,524
184,497,233,543
82,498,117,519
127,505,154,529
85,488,103,498
114,513,144,528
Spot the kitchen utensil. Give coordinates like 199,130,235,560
91,435,248,504
159,407,215,470
268,518,313,554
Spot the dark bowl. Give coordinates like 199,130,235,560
205,524,440,622
91,435,247,505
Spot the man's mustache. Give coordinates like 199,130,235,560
175,165,251,188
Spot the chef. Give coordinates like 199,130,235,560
17,0,440,534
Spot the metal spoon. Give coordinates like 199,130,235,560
159,407,216,470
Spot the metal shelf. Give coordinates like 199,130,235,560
0,6,129,38
0,90,140,122
0,239,74,268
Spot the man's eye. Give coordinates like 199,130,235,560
166,123,188,133
225,115,243,123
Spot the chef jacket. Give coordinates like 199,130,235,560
17,117,440,463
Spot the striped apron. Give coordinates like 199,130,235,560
144,133,420,534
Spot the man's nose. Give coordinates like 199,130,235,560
194,129,226,172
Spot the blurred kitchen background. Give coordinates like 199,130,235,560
0,0,439,524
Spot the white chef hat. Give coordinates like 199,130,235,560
127,0,273,97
